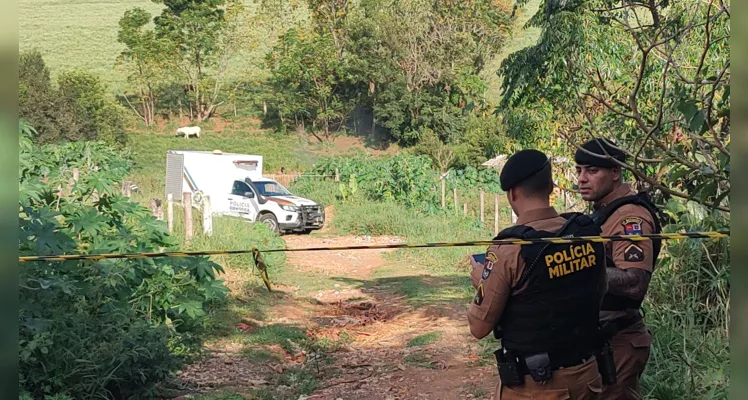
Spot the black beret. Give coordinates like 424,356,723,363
500,149,549,191
574,138,626,168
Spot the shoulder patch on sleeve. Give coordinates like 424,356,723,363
486,251,498,263
473,283,485,305
624,244,645,262
482,257,496,280
621,217,644,235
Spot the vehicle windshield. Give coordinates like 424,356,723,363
253,181,292,197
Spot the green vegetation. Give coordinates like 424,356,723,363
404,352,437,369
18,122,228,399
19,0,163,92
194,392,248,400
407,332,442,347
243,324,308,353
242,348,281,363
20,0,517,170
19,51,128,145
499,1,729,212
17,0,730,398
307,152,508,214
264,0,514,159
292,178,498,309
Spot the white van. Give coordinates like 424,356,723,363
164,150,325,234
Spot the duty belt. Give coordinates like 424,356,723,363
503,349,595,374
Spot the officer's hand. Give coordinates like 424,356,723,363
470,258,483,289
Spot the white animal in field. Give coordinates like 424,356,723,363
176,126,201,139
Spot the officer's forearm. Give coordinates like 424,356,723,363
598,267,608,306
607,268,650,300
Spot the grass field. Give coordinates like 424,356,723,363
18,0,308,93
19,0,164,92
20,0,537,104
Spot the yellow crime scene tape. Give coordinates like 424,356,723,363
18,230,729,263
18,230,729,292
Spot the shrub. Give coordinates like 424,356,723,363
19,50,127,146
310,152,441,210
641,200,730,398
57,70,128,145
310,152,504,213
18,122,227,399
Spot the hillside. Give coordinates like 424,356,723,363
19,0,539,107
19,0,308,93
18,1,730,399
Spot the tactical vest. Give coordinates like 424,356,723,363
495,214,606,359
589,192,662,311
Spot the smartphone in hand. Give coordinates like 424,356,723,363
471,253,486,265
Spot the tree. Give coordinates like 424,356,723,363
349,0,510,144
308,0,351,59
116,7,171,126
57,70,128,145
499,0,730,212
18,50,67,142
19,51,127,145
150,0,243,121
266,29,350,141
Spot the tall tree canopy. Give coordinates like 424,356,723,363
499,0,730,212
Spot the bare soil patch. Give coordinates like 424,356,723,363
172,234,497,400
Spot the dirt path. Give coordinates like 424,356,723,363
174,232,498,400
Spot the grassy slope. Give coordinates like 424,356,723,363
18,0,309,93
19,0,164,92
21,0,536,102
482,0,542,105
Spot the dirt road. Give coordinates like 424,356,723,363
175,233,499,400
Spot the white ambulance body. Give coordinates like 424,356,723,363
164,150,324,234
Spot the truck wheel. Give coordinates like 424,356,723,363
258,213,279,234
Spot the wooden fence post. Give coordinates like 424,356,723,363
463,203,468,217
56,184,62,210
453,188,458,214
167,194,174,234
494,194,499,236
441,178,446,208
203,196,213,236
122,181,132,198
91,165,100,202
335,168,340,182
480,191,485,223
184,192,193,242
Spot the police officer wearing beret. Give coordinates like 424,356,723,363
574,138,662,400
468,149,607,400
